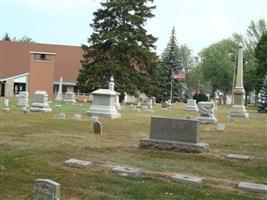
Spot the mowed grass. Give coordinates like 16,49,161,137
0,97,267,200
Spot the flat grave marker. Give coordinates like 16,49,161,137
238,182,267,194
112,165,142,177
171,173,203,186
64,159,92,168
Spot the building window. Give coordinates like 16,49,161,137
34,53,52,61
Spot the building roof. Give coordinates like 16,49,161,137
0,41,83,82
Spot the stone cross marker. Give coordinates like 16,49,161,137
34,179,60,200
93,121,102,134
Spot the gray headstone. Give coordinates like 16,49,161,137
216,123,225,131
64,159,92,168
171,173,203,185
34,179,60,200
238,182,267,193
140,117,209,153
93,121,102,134
161,101,168,109
149,117,200,143
112,165,142,176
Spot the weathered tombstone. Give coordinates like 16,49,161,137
17,91,29,107
55,77,63,102
112,165,142,177
140,117,209,153
152,97,156,105
161,101,168,109
73,114,81,121
30,90,52,112
3,98,10,112
34,179,60,200
196,101,217,124
229,46,249,118
93,121,102,134
145,98,153,112
184,99,198,112
58,113,65,120
63,92,76,103
227,154,250,161
216,123,225,131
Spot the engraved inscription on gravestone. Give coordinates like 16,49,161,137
34,179,60,200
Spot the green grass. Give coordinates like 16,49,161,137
0,97,267,199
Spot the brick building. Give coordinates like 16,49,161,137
0,41,83,98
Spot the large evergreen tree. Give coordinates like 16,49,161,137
78,0,158,96
257,72,267,113
255,32,267,93
158,27,185,102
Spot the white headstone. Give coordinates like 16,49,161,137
30,90,52,112
184,99,198,112
73,114,81,121
216,123,225,131
3,98,10,112
17,91,29,107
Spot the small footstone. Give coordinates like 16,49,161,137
216,123,225,131
171,173,203,186
238,182,267,193
64,159,92,168
58,112,66,119
227,154,250,160
73,114,81,121
112,165,142,177
93,121,102,134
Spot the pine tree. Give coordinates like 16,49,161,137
2,33,11,41
158,27,185,102
255,32,267,92
257,72,267,113
78,0,158,96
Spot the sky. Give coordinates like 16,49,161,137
0,0,266,56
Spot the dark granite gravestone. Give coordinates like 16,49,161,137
34,179,60,200
139,116,209,153
93,121,102,134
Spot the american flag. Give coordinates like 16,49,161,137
173,70,186,80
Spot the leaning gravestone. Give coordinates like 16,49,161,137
17,91,29,107
63,92,76,103
139,117,209,153
30,90,52,112
34,179,60,200
196,101,217,124
93,121,102,134
184,99,198,112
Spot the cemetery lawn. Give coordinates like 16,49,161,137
1,98,267,200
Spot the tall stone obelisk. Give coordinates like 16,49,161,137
230,46,249,118
55,77,63,101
